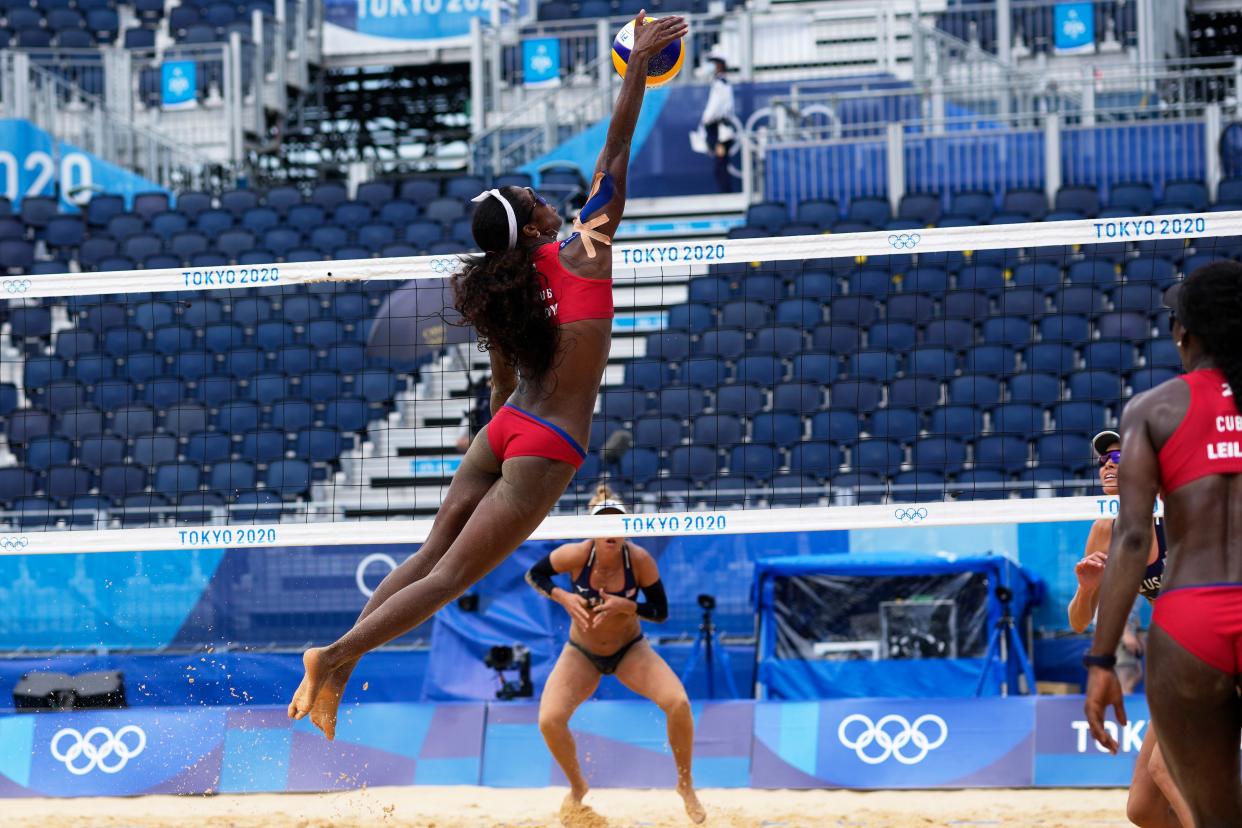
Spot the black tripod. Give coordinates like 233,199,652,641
974,585,1036,696
679,594,739,699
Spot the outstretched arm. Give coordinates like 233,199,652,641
562,12,687,268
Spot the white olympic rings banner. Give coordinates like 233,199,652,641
837,713,949,765
49,725,147,775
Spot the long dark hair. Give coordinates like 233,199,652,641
1180,260,1242,406
452,186,559,380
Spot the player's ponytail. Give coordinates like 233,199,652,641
589,483,621,509
1180,261,1242,411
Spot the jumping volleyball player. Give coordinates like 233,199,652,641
288,11,691,738
1086,262,1242,828
1069,430,1191,827
526,485,705,823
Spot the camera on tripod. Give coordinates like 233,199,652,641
697,593,716,612
483,644,533,701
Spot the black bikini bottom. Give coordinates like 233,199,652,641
568,634,645,675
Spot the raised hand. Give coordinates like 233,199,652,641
1074,551,1108,590
631,12,689,58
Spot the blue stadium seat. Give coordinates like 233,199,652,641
1096,312,1149,341
149,211,189,241
1035,433,1092,472
378,200,420,227
333,201,373,231
323,397,369,433
667,303,712,331
78,435,125,471
238,428,286,464
897,193,941,225
425,198,465,225
102,327,144,357
296,427,342,463
690,414,742,447
749,325,803,356
681,356,727,389
99,465,147,500
45,215,85,250
956,264,1006,294
614,448,660,486
212,400,259,434
1053,401,1108,434
23,356,67,392
789,442,843,479
940,290,989,321
745,202,787,232
928,405,983,438
86,194,125,227
695,373,761,416
688,275,732,304
867,322,916,351
922,319,974,349
1110,284,1164,315
1007,372,1060,404
991,403,1044,434
810,410,862,443
223,346,264,378
789,354,839,384
1068,260,1119,286
162,402,208,437
1001,189,1048,220
20,195,58,228
142,376,186,410
1130,368,1178,393
740,273,785,304
10,306,52,340
173,352,213,382
272,345,313,376
194,211,235,240
869,409,919,442
734,355,783,388
853,440,902,473
1083,339,1137,373
796,199,840,230
906,347,957,379
1068,370,1124,402
848,350,900,381
771,381,822,414
175,191,213,221
1108,182,1154,214
12,496,55,529
220,189,259,218
829,296,878,326
56,406,102,441
153,461,200,494
90,378,134,415
729,445,779,482
27,435,73,472
265,459,311,499
597,388,647,421
791,270,836,300
309,182,348,213
356,181,396,209
812,323,861,354
828,380,881,412
752,412,802,447
231,489,284,521
645,332,691,362
1025,343,1075,375
398,179,440,206
912,436,967,474
974,435,1029,473
321,342,366,374
0,468,37,505
981,316,1033,348
183,430,231,465
249,373,292,405
949,191,994,223
306,320,346,349
1038,314,1092,345
170,231,209,260
1055,186,1100,217
889,377,940,410
630,412,680,449
948,375,1001,406
286,204,326,235
656,386,707,420
720,300,770,329
884,294,936,326
0,383,16,419
847,197,890,227
1010,262,1061,292
1144,339,1180,369
209,461,256,496
122,351,165,384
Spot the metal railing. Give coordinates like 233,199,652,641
0,51,217,193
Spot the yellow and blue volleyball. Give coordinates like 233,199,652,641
612,18,684,89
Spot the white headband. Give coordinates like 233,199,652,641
471,189,517,251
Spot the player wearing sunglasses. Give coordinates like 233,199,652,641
1068,431,1189,827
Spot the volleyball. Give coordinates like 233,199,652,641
611,17,685,88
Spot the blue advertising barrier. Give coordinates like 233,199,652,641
0,697,1150,797
751,698,1035,788
0,119,165,210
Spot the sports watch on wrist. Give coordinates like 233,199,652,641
1082,652,1118,670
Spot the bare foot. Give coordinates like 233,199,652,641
677,784,706,824
308,662,355,741
559,791,608,828
287,647,329,725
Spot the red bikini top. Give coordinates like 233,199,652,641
1158,368,1242,493
532,243,613,325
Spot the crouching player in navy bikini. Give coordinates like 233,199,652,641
1086,261,1242,828
1069,430,1191,828
288,11,690,740
526,485,705,824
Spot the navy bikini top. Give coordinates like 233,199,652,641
573,541,638,604
1137,518,1168,603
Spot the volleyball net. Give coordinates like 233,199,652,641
2,209,1239,556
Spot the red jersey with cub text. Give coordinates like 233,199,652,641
1158,368,1242,493
531,243,613,325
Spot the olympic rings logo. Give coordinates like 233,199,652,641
0,535,30,549
3,279,32,294
50,725,147,775
887,233,921,250
355,552,399,598
837,713,948,765
894,508,929,522
429,258,457,274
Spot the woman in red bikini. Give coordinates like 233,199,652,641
288,11,689,740
1086,261,1242,828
